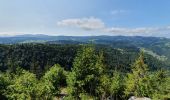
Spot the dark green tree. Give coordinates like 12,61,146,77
0,72,12,100
67,46,105,99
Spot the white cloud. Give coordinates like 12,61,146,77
57,17,170,36
110,10,128,15
0,32,25,37
105,27,170,36
106,27,159,34
57,17,105,30
0,32,47,37
167,26,170,29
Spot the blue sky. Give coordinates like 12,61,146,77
0,0,170,37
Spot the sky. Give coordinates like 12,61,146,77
0,0,170,37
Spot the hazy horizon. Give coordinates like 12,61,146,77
0,0,170,37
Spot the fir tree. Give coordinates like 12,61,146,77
125,51,150,97
67,45,105,99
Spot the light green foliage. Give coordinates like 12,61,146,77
110,71,124,99
165,76,170,98
124,51,170,99
5,70,37,100
97,71,124,99
148,70,169,99
0,64,66,99
125,51,150,97
43,64,67,95
97,74,111,98
79,93,94,100
35,79,54,100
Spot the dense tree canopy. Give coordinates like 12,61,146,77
0,44,169,100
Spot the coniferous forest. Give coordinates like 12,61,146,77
0,42,170,100
1,0,170,99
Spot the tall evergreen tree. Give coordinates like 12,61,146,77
67,45,105,99
125,51,150,97
110,71,124,100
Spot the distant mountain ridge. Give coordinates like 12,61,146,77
14,34,50,37
0,34,167,43
0,34,169,70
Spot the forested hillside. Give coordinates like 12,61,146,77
1,35,170,63
1,0,170,99
0,36,170,99
0,45,170,100
0,43,168,77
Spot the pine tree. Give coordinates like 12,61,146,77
125,51,150,97
110,71,124,100
67,45,105,99
149,70,168,99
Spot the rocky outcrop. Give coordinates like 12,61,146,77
128,96,151,100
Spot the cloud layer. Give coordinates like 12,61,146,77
57,17,170,36
57,17,105,30
106,27,160,35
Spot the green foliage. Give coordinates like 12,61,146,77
35,79,54,100
43,64,67,95
0,43,170,99
0,72,12,99
5,70,37,100
110,71,124,99
124,51,150,97
124,51,170,99
97,74,111,99
0,44,79,78
148,70,169,99
0,64,67,100
0,43,166,78
164,76,170,99
67,45,106,99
